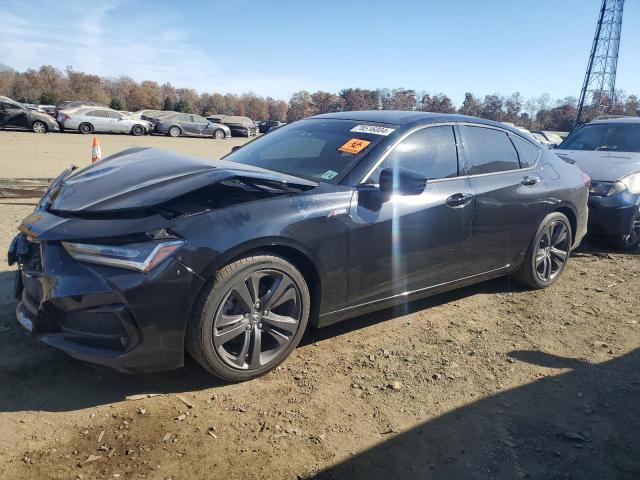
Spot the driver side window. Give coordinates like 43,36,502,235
371,126,459,183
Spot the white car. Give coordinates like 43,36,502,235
59,107,152,135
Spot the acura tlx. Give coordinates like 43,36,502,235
8,111,588,381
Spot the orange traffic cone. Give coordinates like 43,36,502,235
91,137,102,163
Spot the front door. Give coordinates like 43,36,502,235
457,125,549,275
348,125,473,306
3,101,29,128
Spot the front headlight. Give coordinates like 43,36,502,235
62,240,185,272
620,172,640,194
589,181,626,197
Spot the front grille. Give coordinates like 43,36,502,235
20,237,44,274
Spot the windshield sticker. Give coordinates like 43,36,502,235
321,170,338,180
338,138,371,155
350,125,395,136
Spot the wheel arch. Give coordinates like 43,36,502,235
200,238,324,326
554,204,577,243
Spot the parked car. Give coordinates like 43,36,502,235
154,112,231,140
153,112,231,139
221,115,258,137
0,96,60,133
530,132,556,148
9,111,588,381
58,106,152,135
537,130,566,146
258,120,286,134
554,117,640,250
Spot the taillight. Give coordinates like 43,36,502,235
581,172,591,188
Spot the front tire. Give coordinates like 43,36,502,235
214,129,225,140
513,212,572,289
608,210,640,251
168,126,181,137
32,121,47,133
187,254,310,382
131,124,144,136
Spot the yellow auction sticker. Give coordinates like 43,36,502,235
338,138,371,155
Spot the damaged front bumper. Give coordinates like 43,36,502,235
9,232,204,373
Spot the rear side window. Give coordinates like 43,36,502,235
374,126,458,182
179,114,191,122
510,135,540,167
87,110,107,117
460,126,520,175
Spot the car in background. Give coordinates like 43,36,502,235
258,120,286,134
220,115,258,137
154,112,231,139
530,132,556,148
0,96,60,133
59,107,152,135
538,130,566,146
9,111,588,381
554,117,640,250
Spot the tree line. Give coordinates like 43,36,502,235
1,64,638,132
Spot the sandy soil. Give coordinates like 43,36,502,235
0,130,252,178
0,131,638,479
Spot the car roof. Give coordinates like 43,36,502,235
310,110,518,131
589,116,640,124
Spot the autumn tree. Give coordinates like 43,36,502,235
481,94,504,121
418,92,455,113
310,91,343,114
287,91,314,121
458,92,482,117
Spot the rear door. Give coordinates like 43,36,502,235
348,125,473,306
458,124,548,275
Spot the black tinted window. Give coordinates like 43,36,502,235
559,123,640,153
375,126,458,181
461,126,520,175
511,135,540,167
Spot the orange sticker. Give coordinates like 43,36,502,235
338,138,371,155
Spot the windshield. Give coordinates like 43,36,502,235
224,119,390,183
559,123,640,153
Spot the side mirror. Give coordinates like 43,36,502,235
379,167,427,197
231,145,242,153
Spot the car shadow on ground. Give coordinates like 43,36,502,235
313,348,640,480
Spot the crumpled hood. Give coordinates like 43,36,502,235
47,147,317,213
554,150,640,182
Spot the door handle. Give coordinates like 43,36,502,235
521,175,540,186
446,193,473,208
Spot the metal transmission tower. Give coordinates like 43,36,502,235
575,0,625,126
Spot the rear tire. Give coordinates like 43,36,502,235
186,254,310,382
513,212,572,289
79,123,93,134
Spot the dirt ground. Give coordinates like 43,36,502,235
0,130,638,479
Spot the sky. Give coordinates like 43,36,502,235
0,0,638,104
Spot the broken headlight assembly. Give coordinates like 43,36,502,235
62,239,185,272
620,172,640,194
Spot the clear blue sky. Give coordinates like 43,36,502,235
1,0,638,104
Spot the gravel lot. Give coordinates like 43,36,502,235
0,130,638,479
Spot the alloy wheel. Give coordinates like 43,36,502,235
32,121,46,133
623,212,640,247
213,269,302,370
535,220,570,282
